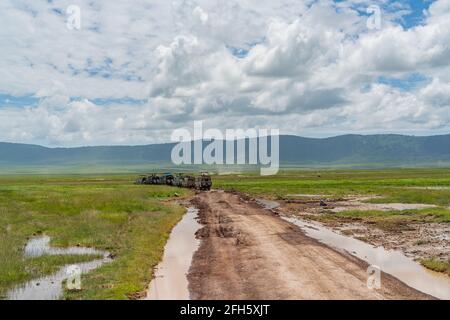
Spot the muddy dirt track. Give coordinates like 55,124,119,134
188,191,433,300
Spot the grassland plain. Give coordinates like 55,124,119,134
1,169,450,300
0,175,192,299
214,168,450,202
213,168,450,275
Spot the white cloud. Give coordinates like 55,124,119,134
0,0,449,146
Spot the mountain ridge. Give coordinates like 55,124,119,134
1,134,450,167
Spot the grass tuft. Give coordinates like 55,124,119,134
420,259,450,276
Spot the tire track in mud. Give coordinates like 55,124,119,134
187,191,434,300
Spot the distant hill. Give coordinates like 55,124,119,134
0,141,174,165
279,134,450,165
1,134,450,170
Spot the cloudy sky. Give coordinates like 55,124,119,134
0,0,449,146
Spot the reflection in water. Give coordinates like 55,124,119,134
6,236,111,300
24,236,106,258
284,216,450,300
7,258,110,300
146,207,201,300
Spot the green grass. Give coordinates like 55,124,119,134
327,208,449,222
420,259,450,276
0,175,192,299
2,168,450,299
213,168,450,205
367,190,450,206
307,208,450,232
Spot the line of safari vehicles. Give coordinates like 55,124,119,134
135,172,212,191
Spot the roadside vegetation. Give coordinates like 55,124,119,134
420,259,450,276
214,168,450,203
306,208,450,231
0,175,192,299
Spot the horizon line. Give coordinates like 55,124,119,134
1,132,449,149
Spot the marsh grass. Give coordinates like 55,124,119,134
214,169,450,207
420,259,450,276
214,169,450,200
327,208,449,222
0,175,191,299
307,208,450,232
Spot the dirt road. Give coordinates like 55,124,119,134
188,191,432,300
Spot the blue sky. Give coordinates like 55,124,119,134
399,0,435,28
0,94,39,108
336,0,435,28
377,73,429,91
0,0,449,146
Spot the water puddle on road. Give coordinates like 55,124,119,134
283,216,450,300
145,207,201,300
7,236,112,300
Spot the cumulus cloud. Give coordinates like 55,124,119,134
0,0,449,146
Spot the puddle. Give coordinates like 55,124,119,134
256,199,280,210
330,202,436,213
7,258,111,300
286,194,331,198
368,203,437,210
405,187,450,190
24,236,107,258
7,236,111,300
283,216,450,300
145,207,201,300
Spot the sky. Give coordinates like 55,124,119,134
0,0,449,147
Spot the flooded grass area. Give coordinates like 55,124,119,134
214,169,450,205
6,235,112,300
329,202,437,212
145,207,201,300
8,259,108,300
0,175,192,300
24,236,108,258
